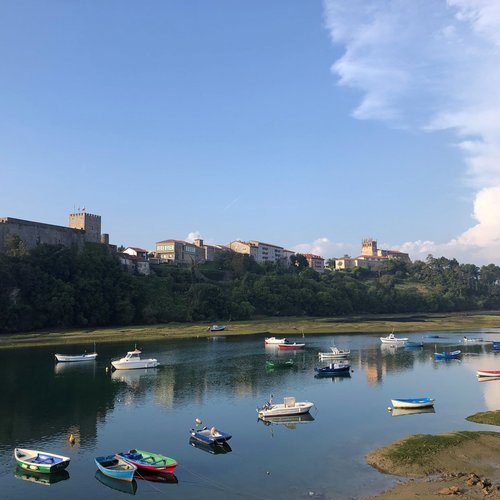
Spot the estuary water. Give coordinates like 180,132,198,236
1,329,500,499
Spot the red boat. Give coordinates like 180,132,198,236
118,449,177,473
278,343,305,350
476,370,500,377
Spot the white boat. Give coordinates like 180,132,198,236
54,353,98,363
111,348,159,370
257,396,314,418
391,397,435,409
380,333,408,344
318,345,350,359
463,336,489,343
264,337,288,345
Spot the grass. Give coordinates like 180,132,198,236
466,410,500,426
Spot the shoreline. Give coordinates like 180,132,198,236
1,311,500,349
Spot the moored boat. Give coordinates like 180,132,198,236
476,370,500,377
463,336,487,343
434,350,461,360
380,333,408,344
208,325,225,332
111,348,159,370
118,449,177,473
493,341,500,350
14,448,70,474
257,396,314,418
264,337,288,345
318,345,350,359
278,342,305,350
404,340,424,348
55,353,98,362
94,455,136,482
190,426,232,445
391,397,435,409
314,363,351,376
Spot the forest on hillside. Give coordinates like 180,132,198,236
1,236,500,333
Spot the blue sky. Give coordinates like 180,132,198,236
1,1,499,263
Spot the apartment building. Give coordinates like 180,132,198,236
302,253,325,273
228,240,290,264
155,239,205,265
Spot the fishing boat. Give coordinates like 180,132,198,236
14,448,70,474
318,345,350,359
404,340,424,348
118,449,177,473
476,370,500,377
189,437,232,455
391,407,436,417
278,342,305,350
208,325,225,332
314,363,351,376
266,359,294,369
94,455,136,482
380,333,408,344
190,426,232,445
111,348,159,370
264,337,289,345
257,396,314,418
391,397,435,409
434,350,461,360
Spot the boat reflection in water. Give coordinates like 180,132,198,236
15,467,69,486
259,413,315,429
95,470,138,495
314,372,351,381
136,471,178,484
477,376,500,383
189,437,232,455
391,407,436,417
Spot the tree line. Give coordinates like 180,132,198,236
1,236,500,333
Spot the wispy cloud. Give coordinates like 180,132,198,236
223,197,240,211
324,0,500,263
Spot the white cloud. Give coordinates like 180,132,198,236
292,237,357,259
324,0,500,264
185,231,202,243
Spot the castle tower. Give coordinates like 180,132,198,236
361,238,377,257
69,212,101,243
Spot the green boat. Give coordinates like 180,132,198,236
15,448,70,474
266,360,294,369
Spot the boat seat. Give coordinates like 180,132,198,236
34,456,56,464
150,458,166,465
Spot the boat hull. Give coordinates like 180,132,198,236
15,448,70,474
55,353,97,362
190,428,232,445
95,455,136,482
278,343,305,350
477,370,500,377
391,398,435,409
111,359,159,370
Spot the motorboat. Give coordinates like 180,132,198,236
111,348,159,370
314,363,351,376
118,449,177,473
476,370,500,377
380,333,408,344
264,337,289,345
318,345,350,359
190,426,232,445
15,448,70,474
278,342,305,350
434,350,461,360
257,396,314,418
391,397,435,409
95,455,136,482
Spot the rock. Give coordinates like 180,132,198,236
438,486,461,495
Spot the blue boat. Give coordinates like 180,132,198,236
424,335,440,339
391,397,435,409
95,455,136,482
405,340,424,348
434,350,461,360
190,426,232,445
493,342,500,350
314,363,351,376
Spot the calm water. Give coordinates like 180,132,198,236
2,329,500,499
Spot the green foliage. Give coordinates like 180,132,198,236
466,410,500,426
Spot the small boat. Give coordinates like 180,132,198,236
14,448,70,474
404,340,424,348
208,325,225,332
463,336,487,343
94,455,136,482
266,359,294,369
476,370,500,377
264,337,289,345
493,341,500,350
257,396,314,418
278,342,305,350
54,352,98,362
391,397,435,409
318,345,350,359
391,407,436,417
15,467,70,485
434,350,461,360
118,449,177,473
424,335,440,339
380,333,408,344
95,470,138,495
314,363,351,376
111,347,159,370
189,437,232,455
190,426,232,445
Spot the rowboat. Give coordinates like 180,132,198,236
190,426,232,445
434,350,461,360
391,397,435,409
266,359,294,369
208,325,225,332
257,396,314,418
118,449,177,473
380,333,408,344
314,363,351,376
189,437,232,455
318,345,350,359
54,353,98,362
404,340,424,348
14,448,70,474
94,455,136,482
111,348,159,370
476,370,500,377
278,342,305,350
264,337,289,345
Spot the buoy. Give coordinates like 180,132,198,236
69,434,76,445
195,418,202,426
387,407,392,412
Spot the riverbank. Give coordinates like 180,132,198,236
1,311,500,349
366,429,500,498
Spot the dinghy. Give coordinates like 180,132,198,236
14,448,70,474
94,455,136,482
190,426,232,445
391,397,435,409
434,350,461,360
118,449,177,473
